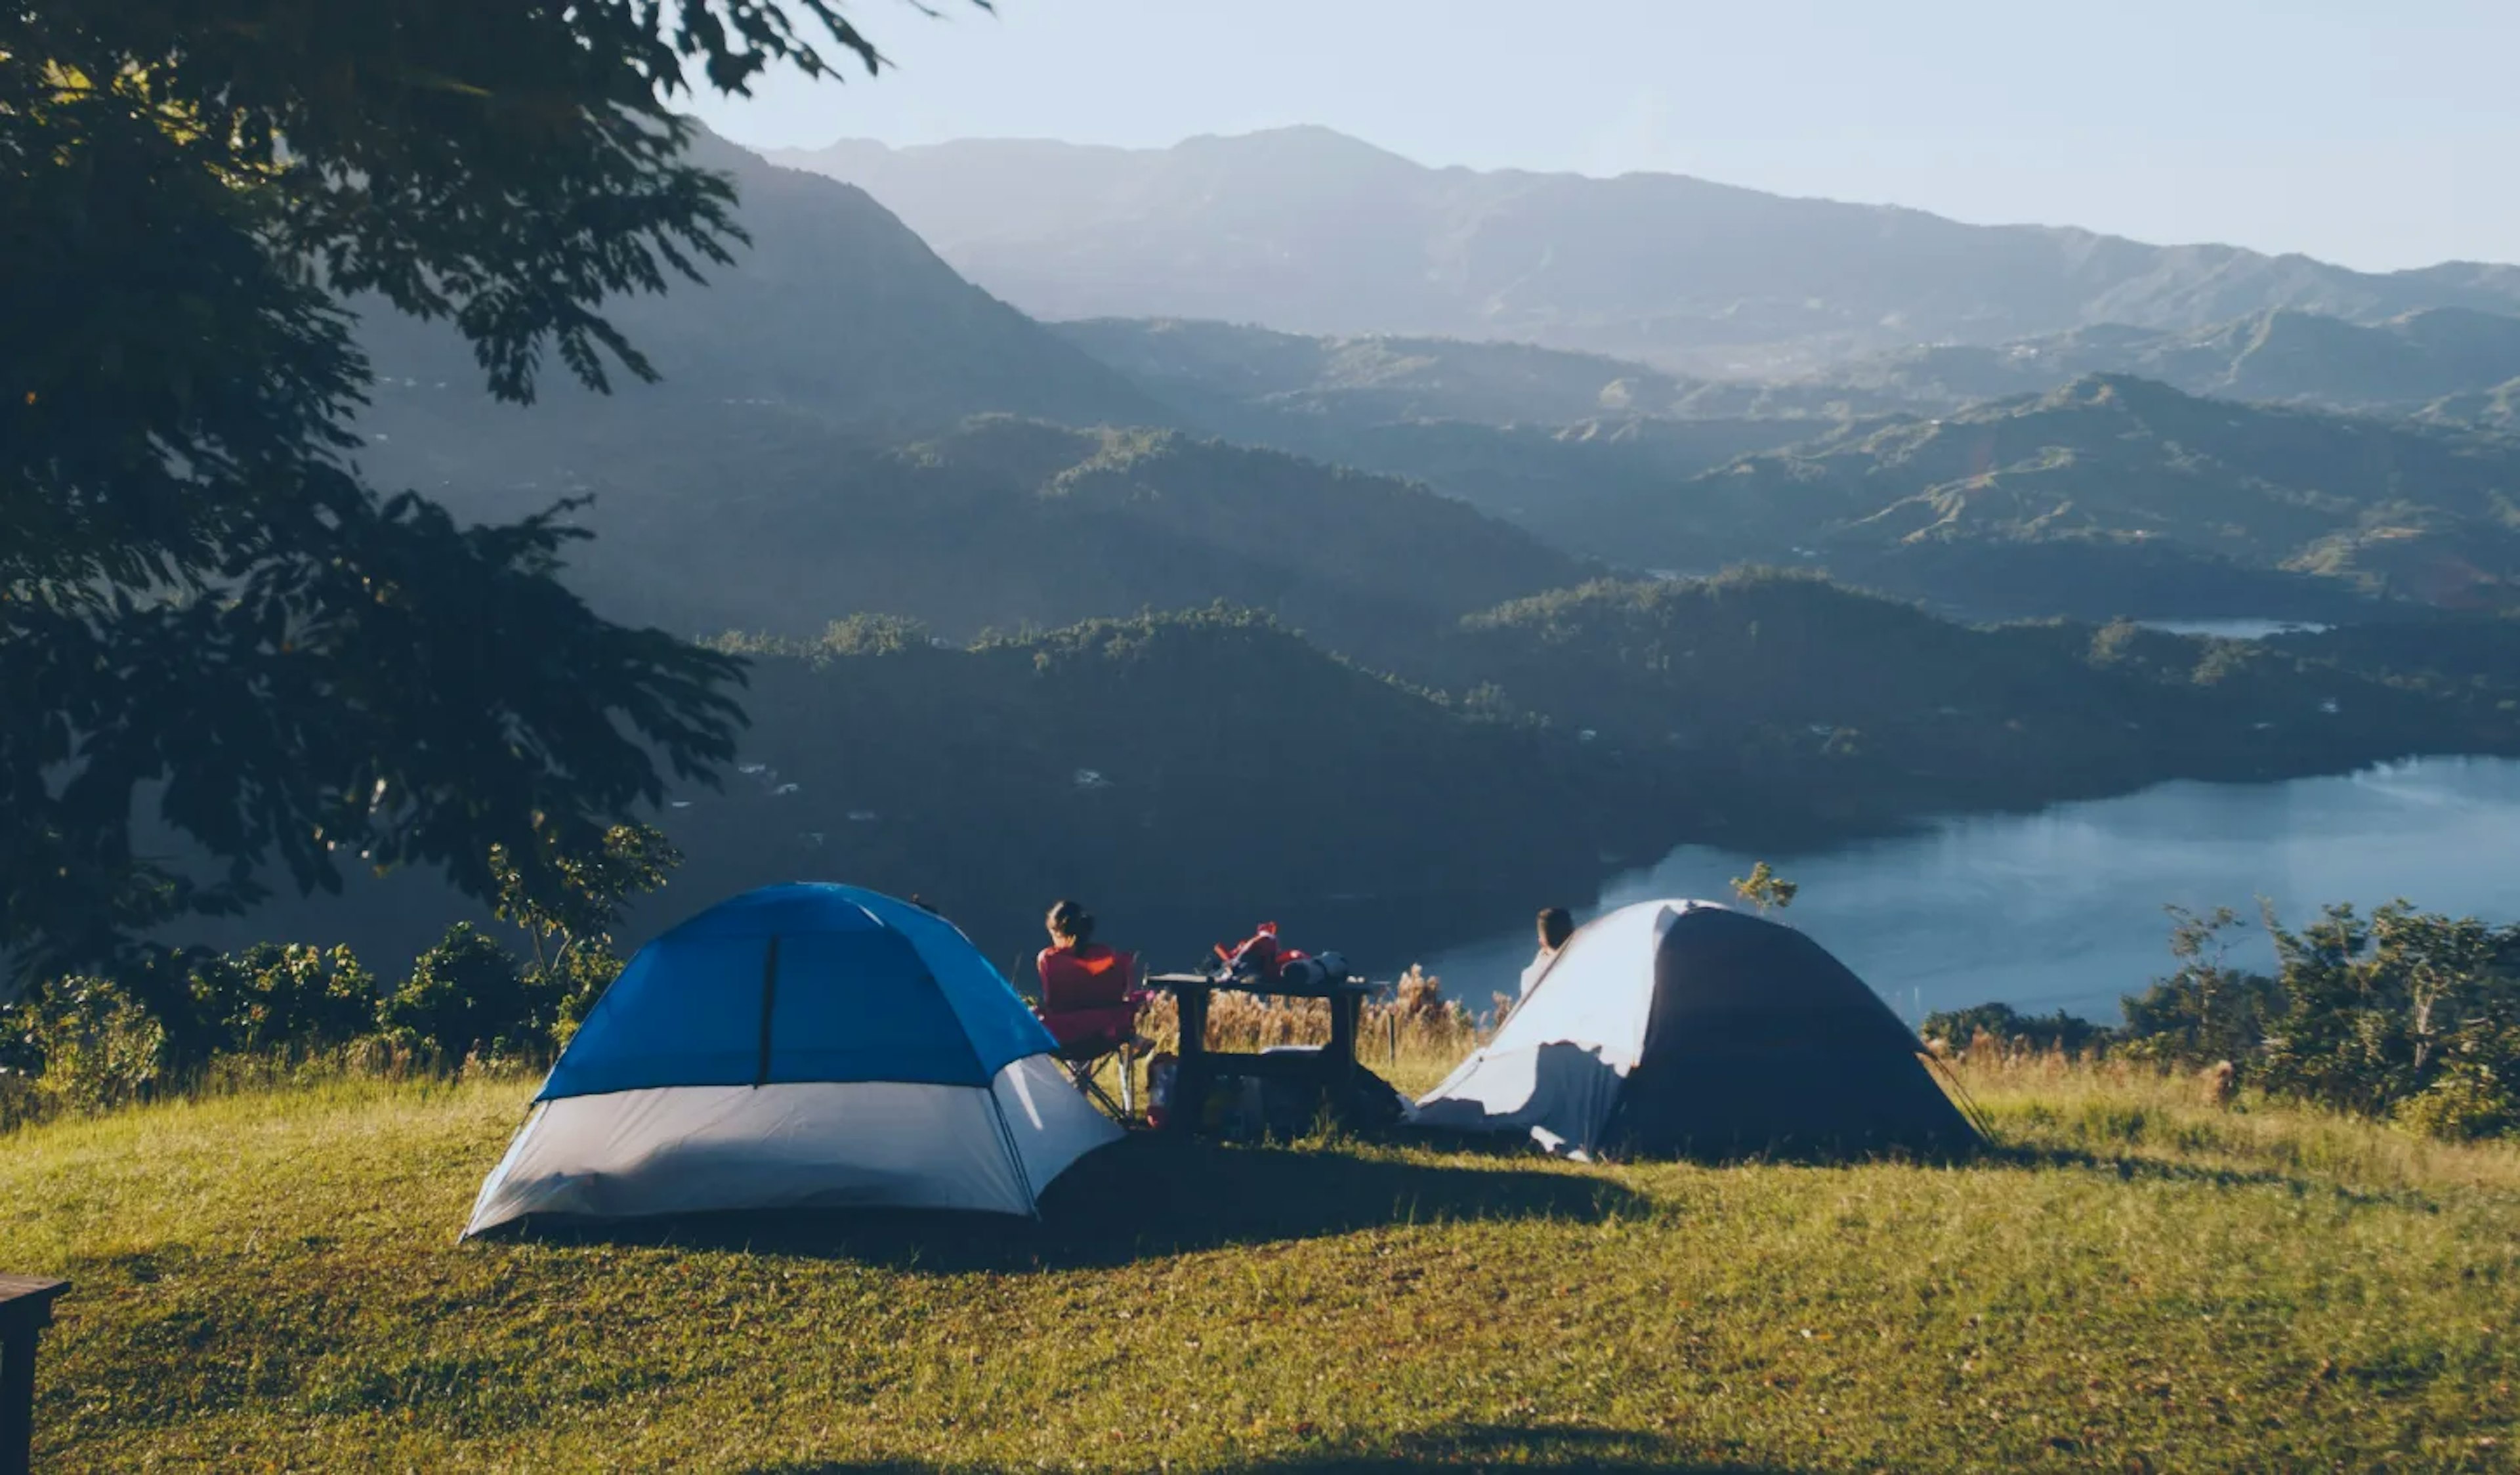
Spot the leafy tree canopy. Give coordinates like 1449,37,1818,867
1,1,961,988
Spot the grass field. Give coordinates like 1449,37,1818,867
3,1050,2517,1472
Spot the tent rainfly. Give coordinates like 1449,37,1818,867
463,884,1120,1237
1410,899,1977,1159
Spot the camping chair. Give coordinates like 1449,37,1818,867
1034,949,1146,1122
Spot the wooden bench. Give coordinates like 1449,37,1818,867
0,1276,67,1475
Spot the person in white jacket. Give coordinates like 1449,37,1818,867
1519,906,1576,1001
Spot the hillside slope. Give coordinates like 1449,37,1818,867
357,400,1588,659
1440,571,2520,828
167,609,1661,973
1053,316,1917,427
1830,307,2520,415
1606,376,2520,614
358,126,1165,442
775,128,2520,374
1051,317,1897,555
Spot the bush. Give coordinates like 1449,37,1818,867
2119,970,2285,1071
1922,1002,2108,1056
379,924,550,1063
21,977,170,1113
541,947,626,1049
2396,1058,2517,1141
188,944,379,1059
2116,906,2286,1073
2256,903,2519,1124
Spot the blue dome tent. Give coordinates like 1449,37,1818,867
464,884,1122,1235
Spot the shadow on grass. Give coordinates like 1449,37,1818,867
497,1133,1648,1272
746,1422,1816,1472
1973,1138,2429,1207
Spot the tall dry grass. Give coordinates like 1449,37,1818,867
1136,965,1486,1065
1943,1031,2520,1195
1083,966,1494,1103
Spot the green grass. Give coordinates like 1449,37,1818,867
3,1061,2517,1472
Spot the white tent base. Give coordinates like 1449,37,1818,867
463,1055,1120,1237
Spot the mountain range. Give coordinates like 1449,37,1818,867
357,394,1586,662
1051,316,1906,425
165,122,2520,977
354,126,2520,647
1055,309,2520,432
1624,375,2520,614
1825,307,2520,417
770,127,2520,375
352,130,1610,656
358,127,1164,442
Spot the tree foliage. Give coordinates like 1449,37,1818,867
2258,902,2520,1134
2114,905,2286,1071
377,923,545,1062
1942,899,2520,1140
1,2,966,987
1729,860,1797,915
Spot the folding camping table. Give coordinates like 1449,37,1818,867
1146,972,1378,1136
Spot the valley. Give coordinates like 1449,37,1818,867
155,127,2520,999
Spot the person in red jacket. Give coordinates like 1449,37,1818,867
1035,899,1141,1053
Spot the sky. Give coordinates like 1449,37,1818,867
694,0,2520,272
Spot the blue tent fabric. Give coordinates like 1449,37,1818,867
539,884,1057,1101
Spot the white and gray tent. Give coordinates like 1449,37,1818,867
1410,899,1976,1159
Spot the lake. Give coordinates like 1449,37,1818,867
2140,618,2331,641
1413,756,2520,1025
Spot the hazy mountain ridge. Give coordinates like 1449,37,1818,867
1043,312,2520,614
1052,316,1922,424
772,127,2520,374
1827,307,2520,415
2420,376,2520,433
1633,375,2520,611
359,126,1167,440
357,395,1591,665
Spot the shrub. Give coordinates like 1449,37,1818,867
2396,1058,2516,1141
542,947,627,1049
379,924,549,1064
2116,906,2284,1072
2120,970,2286,1071
188,944,379,1058
22,977,169,1113
1923,1002,2108,1056
2256,903,2517,1122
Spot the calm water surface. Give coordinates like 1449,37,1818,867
2140,618,2332,640
1417,757,2520,1024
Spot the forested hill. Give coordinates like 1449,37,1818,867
1593,375,2520,615
1051,317,1916,428
1437,570,2520,831
774,127,2520,374
176,609,1677,976
355,403,1590,664
356,125,1165,442
1824,307,2520,417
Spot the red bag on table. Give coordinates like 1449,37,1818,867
1214,921,1307,982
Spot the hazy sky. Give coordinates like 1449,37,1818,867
694,0,2520,272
